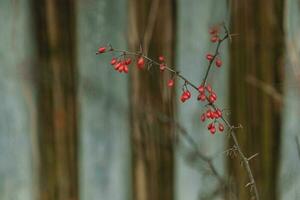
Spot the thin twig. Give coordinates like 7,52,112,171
98,24,260,200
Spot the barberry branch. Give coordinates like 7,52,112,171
97,24,260,200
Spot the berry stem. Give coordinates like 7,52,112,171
202,34,228,86
98,23,259,200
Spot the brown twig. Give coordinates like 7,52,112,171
98,24,260,200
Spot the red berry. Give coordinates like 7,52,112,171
125,58,132,65
118,65,124,73
213,111,219,118
185,90,191,98
208,95,216,103
167,79,174,87
216,109,222,118
210,127,216,134
209,27,219,35
206,85,212,93
114,62,121,70
210,36,219,43
111,58,117,65
123,65,129,73
181,93,187,102
206,110,212,118
198,85,205,93
137,57,145,69
211,92,217,99
160,64,166,71
180,91,191,103
218,123,224,132
182,93,188,99
200,114,206,122
159,56,165,62
98,47,106,53
215,59,222,67
197,94,206,101
206,53,213,61
207,122,213,130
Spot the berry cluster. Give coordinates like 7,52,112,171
197,84,224,134
111,57,131,73
96,26,226,136
197,84,217,103
96,24,260,199
97,46,148,73
200,108,224,134
180,89,191,103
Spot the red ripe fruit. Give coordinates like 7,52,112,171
181,93,187,102
200,114,206,122
123,65,129,73
210,127,216,134
159,56,165,62
137,57,145,69
210,111,215,119
207,122,213,130
98,47,106,54
198,85,205,93
209,27,219,35
180,91,191,103
114,62,121,70
208,95,216,103
180,95,186,103
215,59,222,67
185,90,191,98
206,84,212,93
197,94,206,101
211,92,217,99
167,79,174,87
160,64,166,71
125,58,132,65
210,36,219,43
216,109,222,118
213,111,219,118
206,110,212,118
111,58,117,65
218,123,224,132
206,53,213,61
118,65,124,73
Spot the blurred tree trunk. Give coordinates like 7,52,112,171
228,1,285,199
31,1,78,200
128,0,176,200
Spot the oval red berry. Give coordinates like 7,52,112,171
98,47,106,53
137,57,145,69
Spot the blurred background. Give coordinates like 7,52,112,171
0,0,300,199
